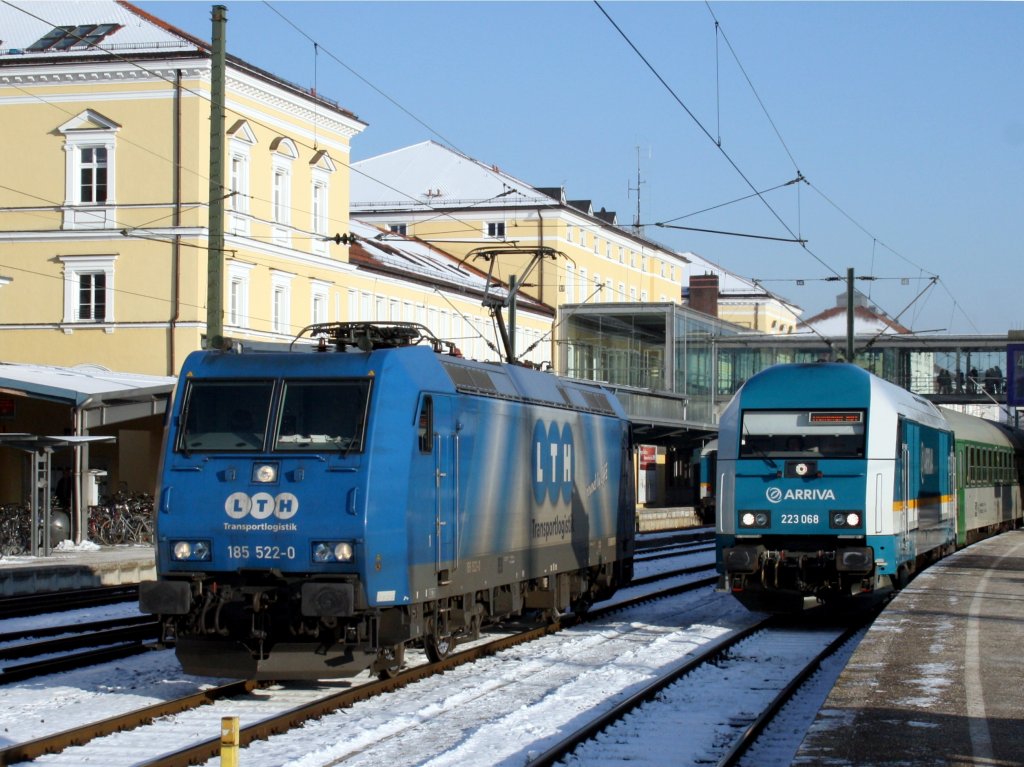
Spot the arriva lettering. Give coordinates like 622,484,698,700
766,487,837,504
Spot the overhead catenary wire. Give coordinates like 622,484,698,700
3,0,986,337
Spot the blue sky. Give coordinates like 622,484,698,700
140,1,1023,335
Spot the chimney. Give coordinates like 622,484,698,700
689,274,720,318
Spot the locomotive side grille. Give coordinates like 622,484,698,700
582,390,615,414
443,363,498,393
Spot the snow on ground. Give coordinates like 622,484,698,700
0,541,830,767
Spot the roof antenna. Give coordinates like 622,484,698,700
628,145,647,236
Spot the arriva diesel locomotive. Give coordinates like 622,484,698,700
715,362,1023,612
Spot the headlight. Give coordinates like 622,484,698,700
312,540,356,563
334,542,354,561
252,463,279,483
830,511,862,529
739,510,770,529
172,539,212,561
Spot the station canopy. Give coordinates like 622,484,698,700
0,362,176,427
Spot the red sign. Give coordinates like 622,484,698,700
639,445,657,469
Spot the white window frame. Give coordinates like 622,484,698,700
311,280,330,325
58,110,120,230
271,137,298,245
486,221,506,239
310,151,335,256
59,255,116,325
227,121,256,235
270,271,294,334
227,261,254,328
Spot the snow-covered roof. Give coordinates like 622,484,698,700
349,219,547,313
351,141,552,211
796,303,910,336
0,361,176,407
0,1,363,124
0,1,201,59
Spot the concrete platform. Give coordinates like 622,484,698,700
0,543,155,596
796,530,1024,766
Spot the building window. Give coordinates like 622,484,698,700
227,261,253,328
389,223,408,235
310,151,335,256
79,147,108,204
311,281,330,325
271,271,294,334
229,278,244,327
230,154,248,211
58,110,120,229
270,137,298,245
312,181,327,234
27,24,121,52
226,120,256,234
486,221,505,238
273,168,290,225
78,272,106,320
59,255,115,324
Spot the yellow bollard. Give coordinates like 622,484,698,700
221,715,240,767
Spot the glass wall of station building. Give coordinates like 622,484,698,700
557,303,1015,426
557,303,741,425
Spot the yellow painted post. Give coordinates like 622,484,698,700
221,715,240,767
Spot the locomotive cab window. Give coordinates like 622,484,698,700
178,380,274,452
739,410,865,458
274,379,371,453
417,396,433,453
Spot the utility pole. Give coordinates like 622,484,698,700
206,5,227,349
846,267,855,362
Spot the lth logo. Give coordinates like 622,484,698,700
532,420,574,505
224,491,299,519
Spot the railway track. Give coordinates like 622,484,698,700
0,614,160,685
0,560,718,766
0,584,138,620
534,618,870,767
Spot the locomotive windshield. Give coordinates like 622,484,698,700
176,378,372,454
178,380,274,452
739,410,866,458
274,379,371,453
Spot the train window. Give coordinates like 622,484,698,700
274,379,371,453
418,396,433,453
179,380,274,452
739,410,865,458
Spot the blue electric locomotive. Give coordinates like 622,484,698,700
715,362,1023,613
140,322,635,679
